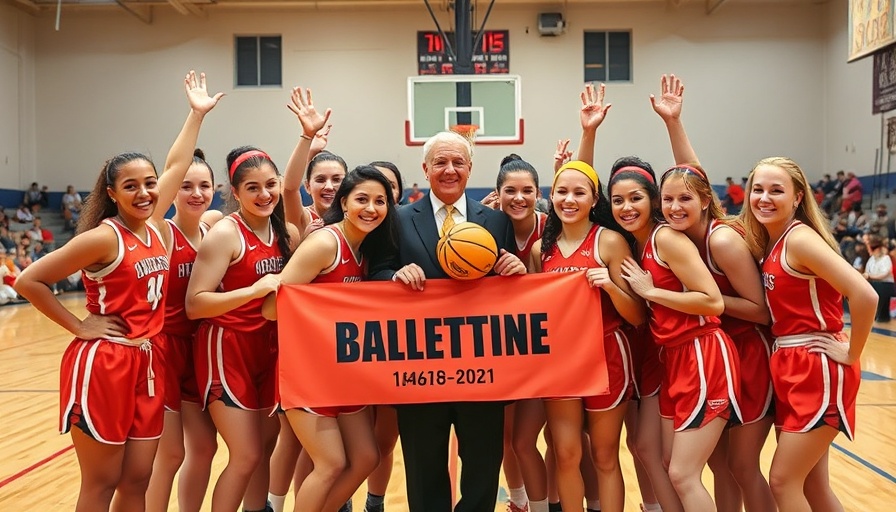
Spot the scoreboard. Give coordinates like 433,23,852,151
417,30,510,75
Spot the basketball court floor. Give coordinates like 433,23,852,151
1,293,894,510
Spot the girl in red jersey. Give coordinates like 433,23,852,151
742,157,876,512
145,73,225,512
609,159,740,511
186,147,299,512
13,72,216,511
529,160,646,512
652,74,774,512
262,166,399,512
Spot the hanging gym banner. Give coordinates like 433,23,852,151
277,272,607,409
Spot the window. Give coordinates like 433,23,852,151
235,36,282,87
584,31,631,83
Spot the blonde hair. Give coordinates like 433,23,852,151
740,157,838,260
660,165,727,222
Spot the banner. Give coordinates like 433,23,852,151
874,45,896,113
849,0,896,62
277,272,607,409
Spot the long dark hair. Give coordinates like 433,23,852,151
541,170,624,256
322,165,399,262
497,154,540,189
225,146,293,261
78,152,156,234
608,156,664,225
369,160,404,203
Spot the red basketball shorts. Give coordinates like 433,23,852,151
59,338,163,444
195,322,277,412
771,333,859,440
634,327,663,399
155,331,201,411
729,325,773,424
660,329,743,431
583,329,635,411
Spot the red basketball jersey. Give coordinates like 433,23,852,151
208,213,284,332
762,221,844,337
641,224,720,346
702,220,756,338
516,212,547,265
305,204,321,222
83,218,169,340
313,226,364,284
163,219,206,337
542,224,622,333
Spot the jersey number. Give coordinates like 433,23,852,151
147,275,164,311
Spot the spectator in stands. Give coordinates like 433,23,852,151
14,204,33,224
13,246,32,270
26,217,54,250
0,226,15,253
1,248,19,288
535,188,550,214
870,204,890,240
32,241,50,260
22,182,43,213
815,174,832,204
852,242,869,272
723,176,745,214
61,185,82,231
56,270,84,294
0,251,18,305
822,170,846,214
841,171,863,213
0,209,8,229
864,235,894,322
407,182,424,203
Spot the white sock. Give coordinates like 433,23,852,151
267,492,286,512
642,503,662,512
529,498,549,512
586,498,601,510
509,486,529,507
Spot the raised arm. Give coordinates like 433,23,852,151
283,87,332,232
152,71,224,232
650,74,698,166
553,139,572,173
576,83,611,167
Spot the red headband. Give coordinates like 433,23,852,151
661,164,707,184
229,150,271,180
615,165,655,184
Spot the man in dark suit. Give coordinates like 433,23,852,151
370,131,527,512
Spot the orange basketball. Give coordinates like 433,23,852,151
437,222,499,280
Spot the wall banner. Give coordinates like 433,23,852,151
277,272,608,409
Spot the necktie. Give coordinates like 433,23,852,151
441,204,456,237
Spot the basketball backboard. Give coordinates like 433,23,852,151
405,74,523,146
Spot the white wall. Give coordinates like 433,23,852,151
0,0,872,190
0,4,35,190
823,0,880,178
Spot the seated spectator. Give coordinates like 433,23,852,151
32,241,50,260
0,252,18,305
14,204,33,224
56,270,84,294
0,226,15,253
61,185,82,227
864,235,895,322
852,242,869,272
26,217,54,250
822,170,846,214
846,202,868,236
39,185,49,209
407,183,424,203
0,209,8,230
841,171,863,213
13,247,32,270
1,248,19,288
723,176,745,214
22,182,42,213
870,204,890,240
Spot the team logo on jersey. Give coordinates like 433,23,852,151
256,256,284,275
134,255,170,279
341,257,352,265
707,398,729,410
762,272,775,291
128,244,138,251
580,249,591,258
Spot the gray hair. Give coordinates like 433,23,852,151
422,131,474,163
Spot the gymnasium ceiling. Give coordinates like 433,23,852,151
4,0,829,18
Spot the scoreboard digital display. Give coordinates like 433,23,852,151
417,30,510,75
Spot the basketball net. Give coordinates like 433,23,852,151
450,124,479,145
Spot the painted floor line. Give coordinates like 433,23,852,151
0,445,75,489
831,442,896,485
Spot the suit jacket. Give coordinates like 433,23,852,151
369,193,515,280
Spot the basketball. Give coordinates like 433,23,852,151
437,222,499,280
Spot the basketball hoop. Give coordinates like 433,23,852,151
450,124,479,143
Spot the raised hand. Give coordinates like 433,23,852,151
649,74,684,122
553,139,572,172
580,83,611,132
481,191,500,210
288,87,332,138
311,124,332,154
184,70,224,115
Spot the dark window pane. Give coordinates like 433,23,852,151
608,32,631,81
260,36,282,86
236,37,258,86
584,32,606,83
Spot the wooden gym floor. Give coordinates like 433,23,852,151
1,293,894,510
